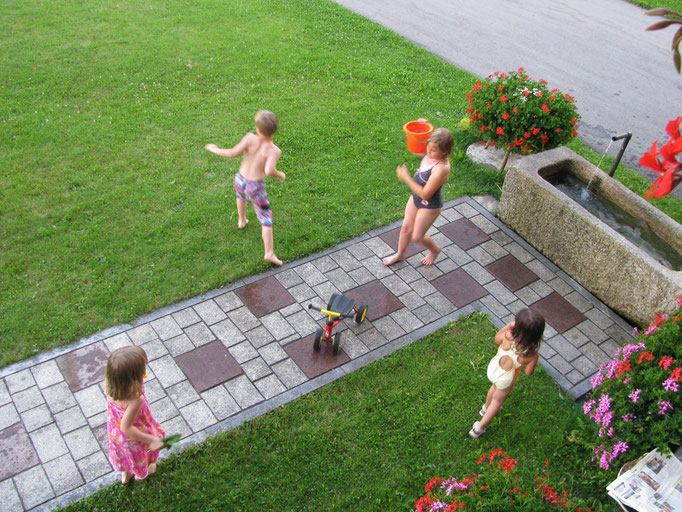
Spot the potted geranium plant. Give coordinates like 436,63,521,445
465,68,580,170
583,297,682,471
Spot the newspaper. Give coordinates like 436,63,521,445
607,448,682,512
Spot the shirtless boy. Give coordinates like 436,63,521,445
205,110,286,266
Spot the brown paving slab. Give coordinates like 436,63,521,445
531,292,587,333
432,269,488,308
57,342,109,393
284,334,350,379
439,218,490,250
175,341,243,393
485,254,539,292
93,424,109,452
0,423,40,480
344,281,403,322
234,275,296,318
379,227,423,259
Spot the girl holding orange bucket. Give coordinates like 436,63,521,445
383,127,454,267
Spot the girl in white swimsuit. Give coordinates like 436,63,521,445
470,308,546,438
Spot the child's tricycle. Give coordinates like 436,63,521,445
308,293,368,354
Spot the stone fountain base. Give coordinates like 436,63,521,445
498,147,682,326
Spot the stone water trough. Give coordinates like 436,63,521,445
498,146,682,326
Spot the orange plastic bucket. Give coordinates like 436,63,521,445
403,119,433,154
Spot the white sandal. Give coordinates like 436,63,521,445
479,404,487,417
469,421,486,438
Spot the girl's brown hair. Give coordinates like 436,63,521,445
511,308,545,357
427,127,454,156
105,346,147,401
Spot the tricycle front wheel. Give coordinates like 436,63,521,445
355,304,368,324
332,332,341,355
313,327,323,352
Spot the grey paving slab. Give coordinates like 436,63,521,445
0,197,640,511
54,406,88,435
0,478,23,512
64,426,100,461
0,380,10,406
43,453,84,496
30,423,69,463
14,465,54,509
20,404,53,433
31,361,64,390
74,384,107,419
6,369,36,394
0,402,20,430
76,451,112,482
201,385,241,420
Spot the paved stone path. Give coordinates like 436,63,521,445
0,197,634,511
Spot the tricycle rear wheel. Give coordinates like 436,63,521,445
355,304,368,324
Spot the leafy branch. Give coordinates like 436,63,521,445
646,8,682,73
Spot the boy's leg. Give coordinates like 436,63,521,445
234,173,249,229
262,226,282,266
236,199,248,229
383,197,418,266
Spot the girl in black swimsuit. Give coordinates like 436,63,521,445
383,128,454,267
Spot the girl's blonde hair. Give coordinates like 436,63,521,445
511,308,545,357
105,346,147,401
427,127,454,156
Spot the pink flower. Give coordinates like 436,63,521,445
663,378,679,392
658,400,673,414
629,389,642,403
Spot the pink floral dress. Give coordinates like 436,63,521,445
106,387,164,480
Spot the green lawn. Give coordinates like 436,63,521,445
1,0,679,369
0,0,500,367
60,314,611,511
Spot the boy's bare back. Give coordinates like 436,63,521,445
237,132,282,182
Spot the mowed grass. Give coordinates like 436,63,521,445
2,0,680,367
0,0,501,366
60,314,609,512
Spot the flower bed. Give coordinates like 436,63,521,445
414,449,596,511
583,297,682,470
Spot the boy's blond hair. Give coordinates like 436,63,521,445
428,127,454,156
255,110,278,136
105,346,147,401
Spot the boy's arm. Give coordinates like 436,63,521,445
205,134,251,158
264,148,285,183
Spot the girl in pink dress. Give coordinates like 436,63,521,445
105,346,165,483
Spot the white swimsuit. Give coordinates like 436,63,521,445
487,343,522,389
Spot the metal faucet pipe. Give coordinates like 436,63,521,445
609,132,632,177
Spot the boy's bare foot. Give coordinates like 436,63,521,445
121,471,133,484
148,463,157,476
420,247,441,266
238,219,249,229
382,254,404,266
264,253,283,266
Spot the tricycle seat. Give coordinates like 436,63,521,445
327,293,355,316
